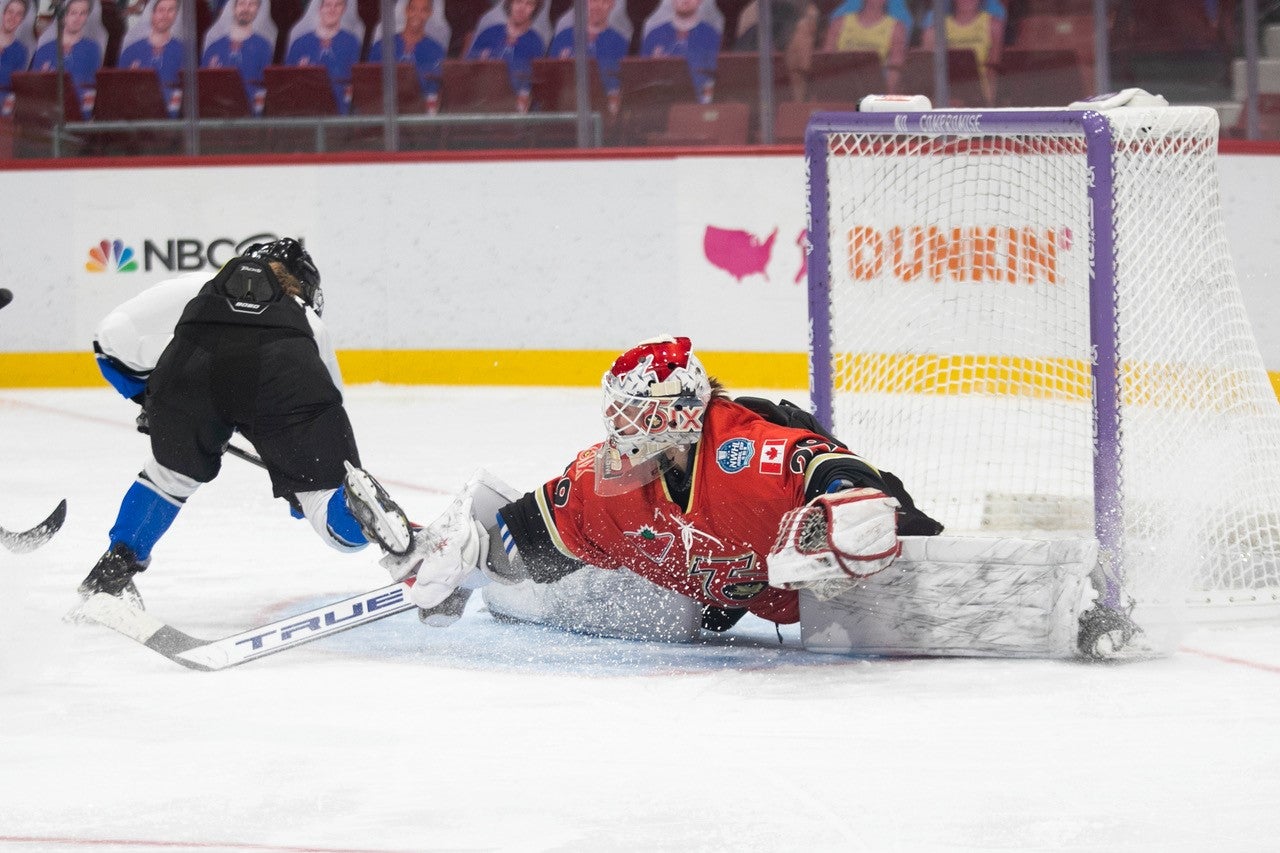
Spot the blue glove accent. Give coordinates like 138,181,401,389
289,503,305,519
826,478,856,494
108,479,182,561
326,486,368,548
96,355,147,400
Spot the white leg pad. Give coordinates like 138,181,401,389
481,566,703,643
799,535,1099,658
463,468,522,532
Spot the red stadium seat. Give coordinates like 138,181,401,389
263,64,339,116
439,58,518,113
647,101,750,146
189,67,261,155
614,55,695,146
90,67,180,156
997,47,1087,107
805,50,883,103
530,56,606,114
349,62,440,150
527,57,608,148
438,58,522,149
193,67,253,118
711,50,786,107
350,62,428,115
262,64,339,152
900,48,985,108
772,99,857,145
1013,13,1096,67
9,71,84,157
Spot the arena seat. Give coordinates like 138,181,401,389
900,48,985,108
262,64,338,152
350,62,428,115
439,59,520,149
530,56,606,114
440,58,518,113
527,57,607,148
614,55,695,146
711,50,786,107
188,67,262,155
997,47,1087,107
805,50,883,104
91,67,180,156
772,99,857,145
10,71,84,157
94,67,170,120
1012,13,1096,67
647,100,750,146
349,62,438,151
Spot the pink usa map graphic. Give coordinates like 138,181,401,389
703,225,807,284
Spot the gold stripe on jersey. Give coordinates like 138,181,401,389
534,483,582,563
803,451,881,495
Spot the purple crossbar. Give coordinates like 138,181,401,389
804,109,1123,606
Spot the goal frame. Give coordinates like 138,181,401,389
805,110,1125,607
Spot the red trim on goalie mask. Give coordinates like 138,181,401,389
610,336,696,381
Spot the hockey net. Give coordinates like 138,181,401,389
807,105,1280,622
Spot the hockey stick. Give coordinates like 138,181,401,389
79,578,417,671
0,499,68,554
226,442,265,470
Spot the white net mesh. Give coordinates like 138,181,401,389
815,106,1280,621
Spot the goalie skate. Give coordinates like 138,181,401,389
1076,604,1158,662
343,462,413,556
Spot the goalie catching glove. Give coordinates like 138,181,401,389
381,494,490,610
768,487,901,589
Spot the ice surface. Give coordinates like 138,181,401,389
2,386,1278,852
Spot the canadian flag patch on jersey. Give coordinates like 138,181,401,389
758,439,787,475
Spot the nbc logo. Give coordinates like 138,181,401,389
86,239,139,273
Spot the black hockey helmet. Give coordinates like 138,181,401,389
245,238,323,316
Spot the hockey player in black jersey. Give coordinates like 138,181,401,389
79,238,415,608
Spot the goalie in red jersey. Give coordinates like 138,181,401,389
384,334,944,635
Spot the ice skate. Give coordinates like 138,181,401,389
77,541,147,611
343,461,413,556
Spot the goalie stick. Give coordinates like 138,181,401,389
79,578,417,671
0,499,68,554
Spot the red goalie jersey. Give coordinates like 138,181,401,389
524,398,887,624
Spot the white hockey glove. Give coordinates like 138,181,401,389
380,494,490,610
767,487,901,589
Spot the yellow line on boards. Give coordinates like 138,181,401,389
4,351,1280,403
0,350,812,390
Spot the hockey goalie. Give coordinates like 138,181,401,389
383,335,1130,659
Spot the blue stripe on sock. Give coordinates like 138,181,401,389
109,479,182,562
327,487,368,547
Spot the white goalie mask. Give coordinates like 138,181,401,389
596,335,711,495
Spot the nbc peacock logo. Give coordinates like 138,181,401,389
86,239,139,273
